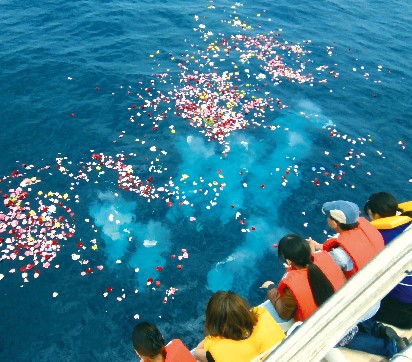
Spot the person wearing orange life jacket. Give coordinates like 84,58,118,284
308,201,383,322
132,322,196,362
363,192,412,329
261,234,345,323
261,234,360,348
309,200,384,279
308,200,409,356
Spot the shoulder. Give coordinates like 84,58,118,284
167,339,184,346
251,305,267,319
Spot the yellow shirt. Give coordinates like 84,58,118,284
204,306,285,362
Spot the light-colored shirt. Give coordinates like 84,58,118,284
328,246,354,272
328,246,380,321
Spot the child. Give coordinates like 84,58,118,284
132,322,196,362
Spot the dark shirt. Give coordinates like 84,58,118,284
380,221,412,303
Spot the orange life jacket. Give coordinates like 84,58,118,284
165,339,196,362
277,251,346,322
323,217,384,278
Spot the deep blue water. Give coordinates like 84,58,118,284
0,0,411,361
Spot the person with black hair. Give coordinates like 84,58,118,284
261,234,345,322
132,322,196,362
364,192,412,328
261,233,408,358
365,192,412,244
307,200,410,356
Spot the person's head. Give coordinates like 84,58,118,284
322,200,359,231
132,322,165,361
278,234,311,268
277,234,335,307
364,192,399,220
205,291,258,340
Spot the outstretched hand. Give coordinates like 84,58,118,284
260,281,275,289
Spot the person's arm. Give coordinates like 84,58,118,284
268,285,297,320
194,339,209,362
261,281,297,320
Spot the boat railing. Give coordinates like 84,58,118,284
391,345,412,362
261,227,412,362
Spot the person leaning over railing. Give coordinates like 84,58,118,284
260,234,360,346
132,322,196,362
307,200,410,356
261,234,345,322
194,291,285,362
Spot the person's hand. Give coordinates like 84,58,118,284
307,237,322,252
260,281,275,289
307,236,316,249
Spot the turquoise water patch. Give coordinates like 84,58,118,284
90,192,171,287
205,108,322,292
128,220,171,287
1,0,411,359
207,216,289,293
89,191,136,263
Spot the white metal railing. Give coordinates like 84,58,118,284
263,228,412,362
391,344,412,361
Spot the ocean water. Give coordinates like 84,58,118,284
0,0,411,361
